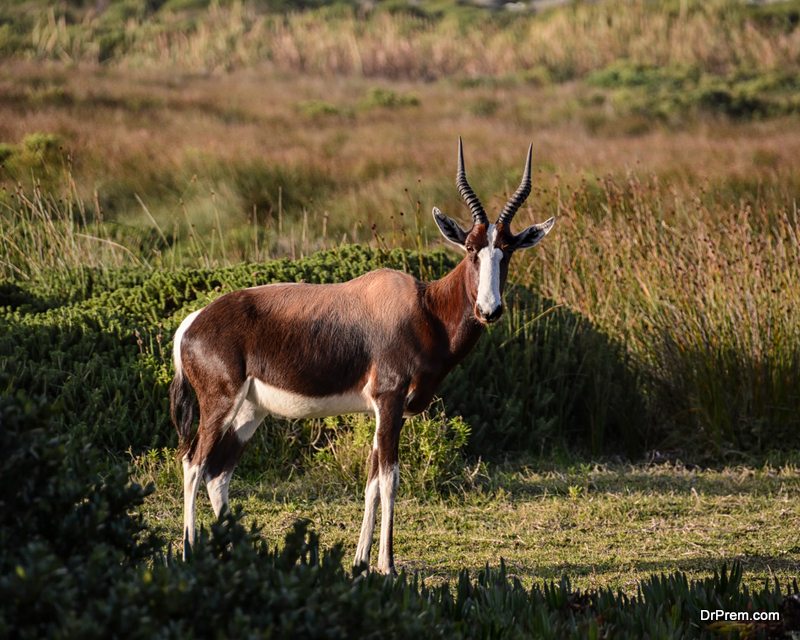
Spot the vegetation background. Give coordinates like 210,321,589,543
1,0,800,637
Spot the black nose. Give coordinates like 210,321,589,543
479,306,504,324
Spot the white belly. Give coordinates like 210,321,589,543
248,378,371,419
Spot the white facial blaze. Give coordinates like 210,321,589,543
476,224,502,316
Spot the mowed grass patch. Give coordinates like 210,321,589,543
133,456,800,592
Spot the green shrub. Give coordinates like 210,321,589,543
0,389,161,637
360,87,420,109
0,132,65,185
587,61,800,123
21,132,61,157
296,99,345,118
305,405,476,496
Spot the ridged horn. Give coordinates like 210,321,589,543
497,143,533,227
456,137,488,226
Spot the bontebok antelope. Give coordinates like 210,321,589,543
170,139,555,573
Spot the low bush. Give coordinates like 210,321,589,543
0,132,66,190
304,405,476,496
587,62,800,123
360,87,420,109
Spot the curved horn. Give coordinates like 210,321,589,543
497,143,533,227
456,137,488,226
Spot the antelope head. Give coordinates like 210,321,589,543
433,138,556,325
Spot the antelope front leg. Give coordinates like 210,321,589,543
353,392,403,574
374,393,404,575
377,451,400,574
354,446,379,571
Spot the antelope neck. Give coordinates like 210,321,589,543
423,259,484,360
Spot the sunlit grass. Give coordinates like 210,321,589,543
132,452,800,591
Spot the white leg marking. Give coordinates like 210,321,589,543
377,463,400,574
206,471,233,517
182,456,203,559
206,397,266,516
231,390,266,443
354,469,380,568
354,402,381,569
222,379,253,440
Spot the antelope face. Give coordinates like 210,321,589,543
433,139,556,325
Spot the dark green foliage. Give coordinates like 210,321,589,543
1,390,798,638
0,389,160,638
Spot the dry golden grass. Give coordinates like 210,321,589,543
21,1,800,79
3,62,799,219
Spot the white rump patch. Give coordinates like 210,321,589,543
476,224,502,316
248,378,371,419
173,309,203,377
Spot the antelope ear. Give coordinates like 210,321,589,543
432,207,468,248
510,217,556,250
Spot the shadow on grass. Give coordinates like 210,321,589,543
519,554,800,583
403,555,800,588
501,466,800,499
441,285,648,458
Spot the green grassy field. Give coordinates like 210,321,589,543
2,1,800,636
134,452,800,592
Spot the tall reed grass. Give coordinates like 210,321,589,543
0,179,144,282
530,175,800,456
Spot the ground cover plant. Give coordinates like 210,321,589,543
2,0,800,636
